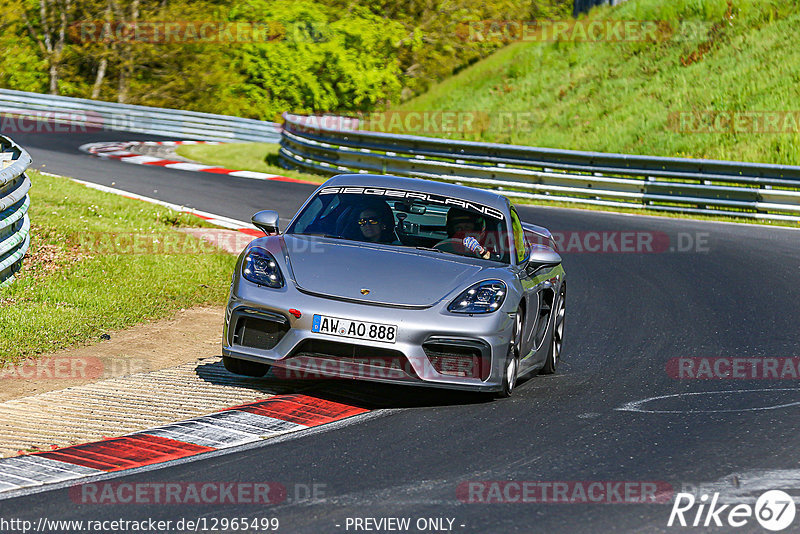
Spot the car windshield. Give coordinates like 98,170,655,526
286,186,511,263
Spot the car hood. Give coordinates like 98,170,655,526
283,236,483,307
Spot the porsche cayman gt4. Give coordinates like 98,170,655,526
223,174,566,397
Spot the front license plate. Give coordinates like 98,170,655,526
311,314,397,343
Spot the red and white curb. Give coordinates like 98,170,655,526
79,140,313,184
0,394,368,495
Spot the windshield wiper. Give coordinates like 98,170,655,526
414,246,443,253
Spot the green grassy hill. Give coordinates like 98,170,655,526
397,0,800,165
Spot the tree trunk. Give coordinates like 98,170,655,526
116,0,139,103
91,1,112,99
23,0,67,95
117,61,128,103
91,57,108,99
50,0,70,95
48,63,59,94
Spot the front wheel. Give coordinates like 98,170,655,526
541,286,565,375
496,308,523,398
223,355,271,377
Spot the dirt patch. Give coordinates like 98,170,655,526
14,224,92,286
0,306,224,402
680,1,735,67
0,228,248,401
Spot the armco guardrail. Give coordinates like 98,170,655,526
0,134,32,287
279,113,800,222
0,89,281,143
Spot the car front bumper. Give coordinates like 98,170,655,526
223,279,515,392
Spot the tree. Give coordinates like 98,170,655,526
19,0,76,94
109,0,138,102
0,0,575,115
226,0,406,118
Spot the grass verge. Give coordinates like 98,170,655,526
175,142,329,184
398,0,800,166
0,171,235,364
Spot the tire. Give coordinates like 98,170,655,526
541,286,565,375
496,308,523,398
223,355,271,377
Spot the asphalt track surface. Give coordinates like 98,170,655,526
2,129,800,533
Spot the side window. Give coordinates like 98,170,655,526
291,196,324,233
510,208,526,264
319,195,340,218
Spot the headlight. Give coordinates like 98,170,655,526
448,280,507,314
242,247,284,289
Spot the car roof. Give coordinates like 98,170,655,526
323,174,510,214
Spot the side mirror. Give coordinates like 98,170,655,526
523,244,562,272
252,210,280,235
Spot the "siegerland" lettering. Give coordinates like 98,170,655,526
318,187,505,220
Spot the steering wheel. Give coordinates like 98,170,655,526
432,238,469,254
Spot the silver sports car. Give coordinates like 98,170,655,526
223,174,566,397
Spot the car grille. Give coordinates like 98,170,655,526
287,339,418,380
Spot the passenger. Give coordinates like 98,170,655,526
354,201,400,245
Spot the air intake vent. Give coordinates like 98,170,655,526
423,340,490,380
234,316,289,350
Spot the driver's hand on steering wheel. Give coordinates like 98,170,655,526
463,236,491,260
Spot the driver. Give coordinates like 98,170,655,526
446,208,486,241
434,208,492,259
